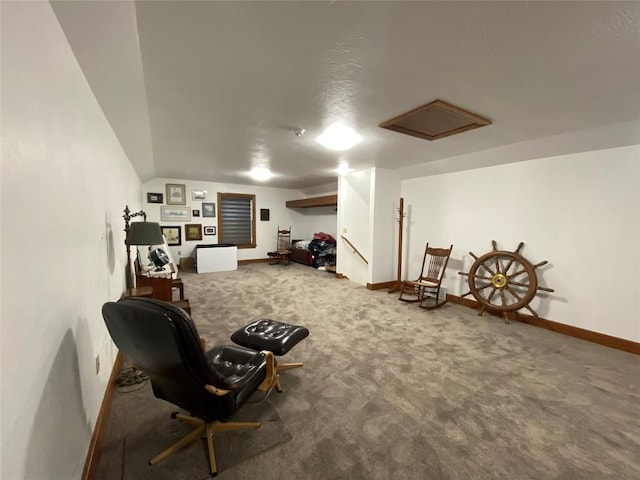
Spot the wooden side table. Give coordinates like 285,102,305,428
122,283,190,315
122,286,154,298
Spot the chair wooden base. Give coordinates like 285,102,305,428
399,281,447,310
398,281,422,303
418,296,448,310
267,250,291,265
273,362,304,392
149,412,261,477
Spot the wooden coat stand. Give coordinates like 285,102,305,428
388,197,406,293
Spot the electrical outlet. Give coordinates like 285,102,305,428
95,355,100,375
178,250,182,256
342,227,348,234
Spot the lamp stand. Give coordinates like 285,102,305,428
123,205,147,290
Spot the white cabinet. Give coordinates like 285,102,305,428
196,244,238,273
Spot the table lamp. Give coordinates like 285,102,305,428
124,205,164,290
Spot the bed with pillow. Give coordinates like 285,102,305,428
290,240,314,266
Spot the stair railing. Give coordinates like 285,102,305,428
340,236,368,264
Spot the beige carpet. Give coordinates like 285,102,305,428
96,262,640,479
95,375,290,480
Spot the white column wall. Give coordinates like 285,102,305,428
402,145,640,342
142,178,302,261
1,2,141,478
369,168,401,284
337,170,372,285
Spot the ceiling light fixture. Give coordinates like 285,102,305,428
337,163,352,176
316,123,362,151
250,166,273,181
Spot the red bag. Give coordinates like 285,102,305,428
313,232,336,243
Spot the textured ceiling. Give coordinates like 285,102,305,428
52,1,640,190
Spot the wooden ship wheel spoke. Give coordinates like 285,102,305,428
459,240,554,323
474,275,494,281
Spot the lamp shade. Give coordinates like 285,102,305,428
128,221,164,245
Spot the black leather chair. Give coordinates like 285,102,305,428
101,297,275,477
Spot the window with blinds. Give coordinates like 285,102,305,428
217,193,256,248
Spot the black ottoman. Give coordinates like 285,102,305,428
231,318,309,392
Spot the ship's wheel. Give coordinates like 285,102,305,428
458,241,554,323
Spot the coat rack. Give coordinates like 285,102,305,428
388,197,406,293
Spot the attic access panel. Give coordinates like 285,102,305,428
379,99,491,141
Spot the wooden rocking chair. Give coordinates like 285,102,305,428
399,243,453,310
267,226,292,265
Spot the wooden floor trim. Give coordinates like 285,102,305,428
82,351,123,480
366,281,397,290
238,258,272,265
447,294,639,355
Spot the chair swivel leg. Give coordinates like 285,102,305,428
173,411,203,426
149,423,206,466
205,423,217,476
203,423,264,477
272,362,304,392
150,413,261,477
205,421,261,477
277,362,304,373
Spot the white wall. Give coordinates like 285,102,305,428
1,2,141,478
289,206,337,241
369,168,401,284
142,178,302,261
337,170,372,284
402,145,640,342
337,168,401,285
287,187,338,242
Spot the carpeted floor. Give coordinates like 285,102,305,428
96,382,290,480
95,262,640,479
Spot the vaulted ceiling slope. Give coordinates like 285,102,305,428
52,1,640,189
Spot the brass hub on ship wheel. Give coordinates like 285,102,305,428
492,273,508,288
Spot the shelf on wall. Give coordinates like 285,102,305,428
286,194,338,208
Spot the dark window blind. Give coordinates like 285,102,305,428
218,194,255,247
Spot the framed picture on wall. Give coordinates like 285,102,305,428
202,202,216,217
166,183,186,205
147,192,163,204
161,206,191,222
185,224,203,241
204,226,216,236
192,189,207,200
161,226,181,246
192,209,200,217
